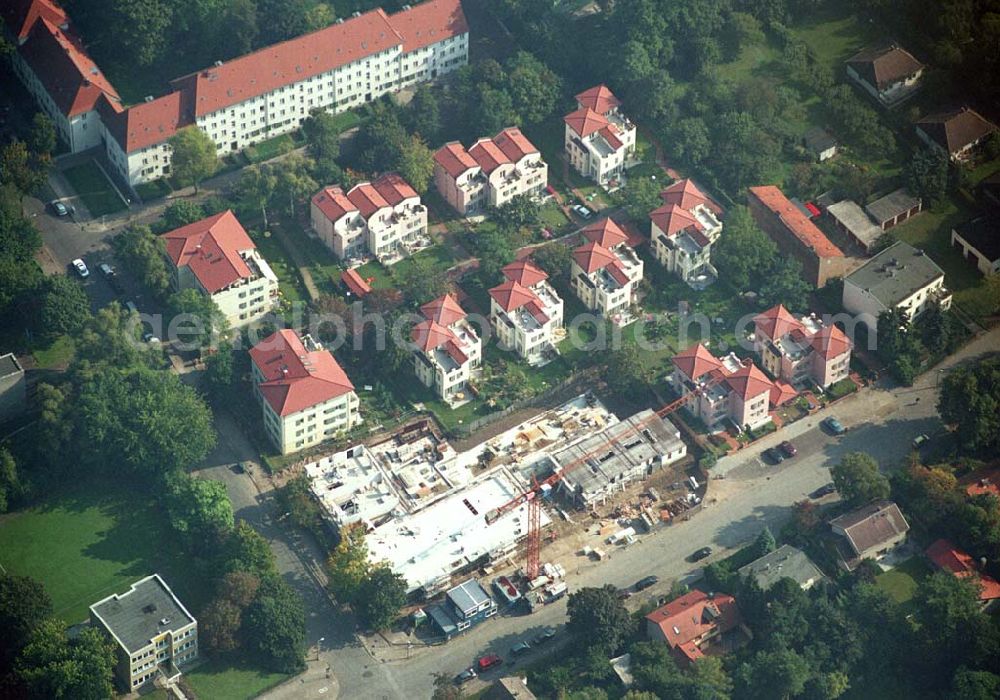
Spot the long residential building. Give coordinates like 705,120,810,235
249,329,360,455
433,127,548,216
310,173,428,264
5,0,469,188
570,218,644,325
563,85,636,185
411,293,483,402
747,185,853,288
752,304,852,389
489,260,564,365
161,210,279,328
650,179,723,288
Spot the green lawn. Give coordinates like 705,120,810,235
715,42,781,84
183,657,289,700
875,556,930,614
538,201,570,231
62,161,127,217
244,133,298,164
791,9,877,74
326,109,363,133
0,481,208,624
250,229,308,304
134,178,173,203
31,335,75,369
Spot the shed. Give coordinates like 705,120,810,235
827,200,882,252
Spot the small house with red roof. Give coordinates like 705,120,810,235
563,85,637,185
411,293,482,403
160,210,279,328
752,304,852,389
433,127,547,217
670,344,774,432
310,172,428,263
645,590,746,665
489,260,564,365
249,329,360,454
926,539,1000,607
650,179,723,289
570,218,644,326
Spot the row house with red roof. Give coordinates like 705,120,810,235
488,260,564,365
410,294,482,402
249,329,360,454
650,179,723,289
5,0,469,187
752,304,852,390
433,128,548,217
310,173,428,263
563,85,636,185
670,344,775,432
161,210,279,329
570,218,644,326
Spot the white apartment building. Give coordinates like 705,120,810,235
649,179,723,288
570,218,643,325
489,259,564,365
563,85,636,184
6,0,469,187
310,172,428,263
249,329,361,455
89,574,197,692
410,294,482,402
752,304,852,389
161,210,279,329
842,241,952,332
433,127,548,216
670,344,774,432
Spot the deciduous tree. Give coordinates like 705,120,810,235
566,585,632,653
354,565,407,631
938,357,1000,454
169,126,219,193
243,576,306,673
0,574,52,675
831,452,890,506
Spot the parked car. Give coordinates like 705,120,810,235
71,258,89,278
762,447,784,464
50,200,69,216
142,332,160,344
477,654,502,672
573,204,592,219
510,641,532,657
688,546,713,562
454,668,477,684
98,263,115,277
634,575,659,591
912,434,930,448
231,462,246,474
810,483,837,499
779,441,797,457
822,416,846,435
532,628,557,646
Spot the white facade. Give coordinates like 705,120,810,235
489,279,564,365
570,243,644,325
173,250,279,329
563,86,637,185
256,376,361,455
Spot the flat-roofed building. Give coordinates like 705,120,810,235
826,200,882,253
89,574,197,692
951,216,1000,276
865,188,922,231
426,578,498,639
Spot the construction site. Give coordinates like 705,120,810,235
304,391,707,610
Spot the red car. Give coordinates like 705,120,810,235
478,654,503,671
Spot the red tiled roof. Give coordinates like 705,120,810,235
607,260,630,286
341,268,371,297
249,329,355,417
161,210,256,294
575,84,621,115
493,127,538,162
564,106,609,139
917,107,998,155
964,468,1000,498
388,0,468,52
469,137,511,174
420,293,465,326
372,172,418,205
99,92,187,153
926,539,1000,601
672,344,723,382
748,185,844,259
769,380,798,407
1,0,67,41
410,318,457,351
753,304,804,342
18,20,121,117
347,181,391,218
582,218,628,248
502,259,547,287
489,278,541,313
572,240,617,274
645,590,741,663
433,141,478,178
599,124,624,150
725,362,773,401
650,203,699,238
810,324,852,360
660,179,711,212
312,186,357,222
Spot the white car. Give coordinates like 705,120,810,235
72,258,89,278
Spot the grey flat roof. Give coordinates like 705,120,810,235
954,216,1000,263
90,575,195,653
844,241,945,307
0,353,22,379
447,579,492,616
865,188,921,224
827,200,881,247
737,544,825,590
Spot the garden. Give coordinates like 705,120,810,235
62,160,127,217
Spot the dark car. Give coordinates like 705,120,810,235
634,575,659,591
454,668,477,684
510,641,532,657
810,483,836,499
822,416,846,435
532,628,557,646
50,200,69,216
689,546,713,562
762,447,785,464
779,440,797,458
231,462,246,474
478,654,503,671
